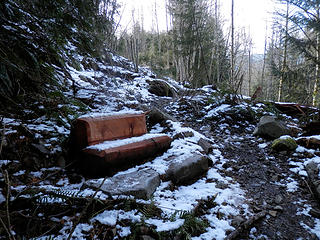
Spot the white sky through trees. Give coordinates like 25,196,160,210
118,0,277,54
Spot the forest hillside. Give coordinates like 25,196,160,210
1,0,320,239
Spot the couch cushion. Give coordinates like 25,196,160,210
71,113,147,150
81,135,172,176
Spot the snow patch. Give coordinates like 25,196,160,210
85,133,168,151
145,218,185,232
91,210,118,226
91,209,142,227
287,178,299,192
205,104,231,118
79,110,144,118
301,219,320,238
117,225,131,237
258,143,268,149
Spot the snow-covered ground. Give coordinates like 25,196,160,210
1,49,320,239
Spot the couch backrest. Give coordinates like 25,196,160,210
71,113,147,150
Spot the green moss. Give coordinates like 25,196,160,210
271,137,298,151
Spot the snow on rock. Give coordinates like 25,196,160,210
85,168,160,199
91,210,118,226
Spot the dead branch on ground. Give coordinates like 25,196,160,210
225,210,267,240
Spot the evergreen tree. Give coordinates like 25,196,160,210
168,0,229,87
0,0,119,100
276,0,320,105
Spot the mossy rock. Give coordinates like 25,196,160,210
271,137,298,151
148,80,176,97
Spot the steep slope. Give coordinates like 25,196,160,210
1,47,320,239
1,4,320,238
0,47,249,239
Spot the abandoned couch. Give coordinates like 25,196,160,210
69,112,172,176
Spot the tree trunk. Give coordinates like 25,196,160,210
208,0,220,85
261,22,268,98
165,0,171,70
278,2,289,102
128,37,139,73
248,47,251,96
313,7,320,106
154,1,161,54
216,0,220,84
230,0,235,91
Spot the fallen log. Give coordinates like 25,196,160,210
273,102,318,116
297,137,320,149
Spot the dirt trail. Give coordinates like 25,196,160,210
154,95,320,239
217,131,318,239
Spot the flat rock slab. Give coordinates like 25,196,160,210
166,154,209,185
84,168,160,199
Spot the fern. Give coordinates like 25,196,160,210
174,211,209,239
140,201,162,219
51,189,83,199
35,189,84,204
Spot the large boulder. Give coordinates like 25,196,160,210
84,168,160,199
148,80,176,97
146,107,177,126
305,162,320,199
165,154,209,185
253,116,289,139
